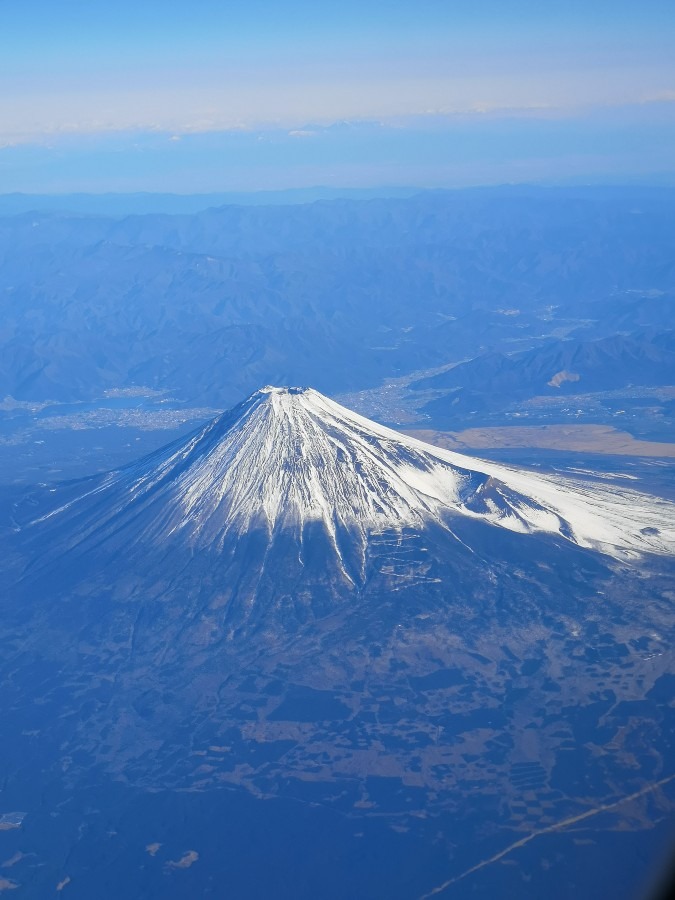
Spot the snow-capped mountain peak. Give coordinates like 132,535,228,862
34,386,675,569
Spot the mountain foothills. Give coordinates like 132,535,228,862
0,186,674,442
1,388,674,897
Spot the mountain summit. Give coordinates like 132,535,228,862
31,385,674,575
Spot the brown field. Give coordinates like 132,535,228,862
404,424,675,457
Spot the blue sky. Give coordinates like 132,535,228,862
2,0,674,191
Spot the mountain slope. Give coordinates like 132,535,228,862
415,330,675,424
2,386,675,886
26,386,675,574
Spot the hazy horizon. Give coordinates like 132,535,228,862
3,0,674,192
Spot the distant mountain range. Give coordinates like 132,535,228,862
0,186,422,217
415,330,675,424
1,186,674,423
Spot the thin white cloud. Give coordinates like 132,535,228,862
1,64,674,145
638,90,675,103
